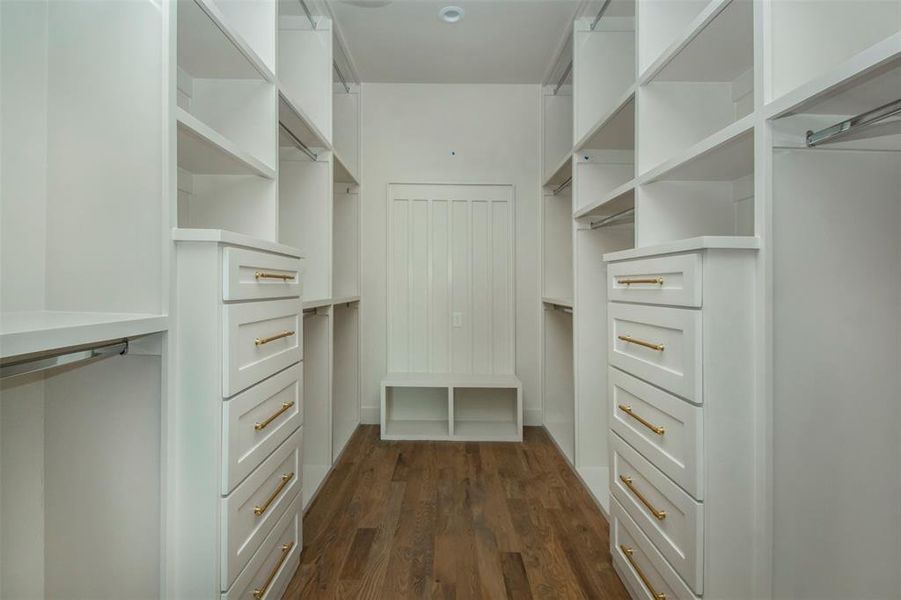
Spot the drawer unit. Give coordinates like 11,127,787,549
608,253,702,308
223,246,302,302
610,367,703,499
608,302,702,404
224,492,302,600
612,434,703,594
611,498,698,600
221,428,302,590
223,298,303,397
222,364,303,493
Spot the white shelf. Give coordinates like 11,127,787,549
543,152,573,188
177,0,275,82
639,0,745,84
302,464,331,512
641,114,754,183
603,235,760,262
382,372,522,388
542,296,574,309
0,311,169,360
383,419,449,440
574,179,636,220
452,420,519,442
278,89,331,153
576,466,610,516
176,108,276,179
333,151,359,185
172,228,302,257
574,87,636,151
302,296,360,310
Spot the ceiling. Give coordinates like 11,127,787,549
327,0,586,84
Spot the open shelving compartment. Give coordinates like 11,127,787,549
383,383,451,440
542,158,574,307
543,302,575,463
1,1,167,596
301,306,331,510
331,300,360,460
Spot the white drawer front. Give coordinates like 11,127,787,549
612,434,703,594
223,491,301,600
223,299,302,397
608,303,702,403
611,498,699,600
223,247,302,302
223,364,303,494
610,367,703,499
221,428,302,590
608,253,702,307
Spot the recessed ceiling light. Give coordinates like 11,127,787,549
439,6,464,23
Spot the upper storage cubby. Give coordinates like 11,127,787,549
636,0,754,175
176,0,277,240
766,0,901,104
334,84,360,185
279,13,333,150
543,80,573,185
1,0,167,356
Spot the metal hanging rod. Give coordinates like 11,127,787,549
334,61,351,94
553,176,573,195
806,98,901,147
1,339,128,380
545,303,573,314
552,0,614,95
279,121,318,161
589,206,635,229
298,0,316,29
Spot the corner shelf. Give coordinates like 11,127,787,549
0,311,169,360
177,0,275,82
176,108,276,179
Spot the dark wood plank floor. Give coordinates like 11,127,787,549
283,425,629,600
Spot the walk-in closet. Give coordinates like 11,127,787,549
1,0,898,598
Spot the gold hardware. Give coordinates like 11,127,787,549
252,541,294,599
620,475,667,520
255,402,295,431
618,277,664,286
620,545,666,600
253,472,294,517
618,405,665,435
255,331,295,346
618,335,665,352
255,271,295,281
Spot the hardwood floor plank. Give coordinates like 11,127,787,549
281,426,629,600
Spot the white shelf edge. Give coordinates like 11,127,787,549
331,295,361,306
573,86,637,152
637,0,732,85
193,0,275,83
542,152,573,188
542,296,574,309
0,312,169,360
333,151,359,185
764,31,901,120
573,179,637,220
604,235,760,262
176,107,276,179
172,228,302,257
278,88,332,152
639,113,755,184
382,372,522,388
302,296,360,310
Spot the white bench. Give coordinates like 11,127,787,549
380,372,523,442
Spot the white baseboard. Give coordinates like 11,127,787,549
360,405,380,425
524,408,542,426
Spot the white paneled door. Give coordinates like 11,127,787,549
388,184,514,375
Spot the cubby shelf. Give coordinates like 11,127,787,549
177,0,275,82
641,114,754,182
0,311,169,359
278,89,332,153
573,179,636,220
575,87,636,151
176,108,276,178
302,296,360,310
171,227,300,256
333,151,359,185
638,0,738,84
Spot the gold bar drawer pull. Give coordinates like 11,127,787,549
618,405,665,435
255,271,295,281
252,541,294,599
620,475,667,520
620,545,666,600
618,277,664,285
255,331,295,346
618,335,665,352
255,401,295,431
253,472,294,517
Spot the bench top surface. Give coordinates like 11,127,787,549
382,372,522,388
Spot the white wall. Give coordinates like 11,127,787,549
360,83,541,424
